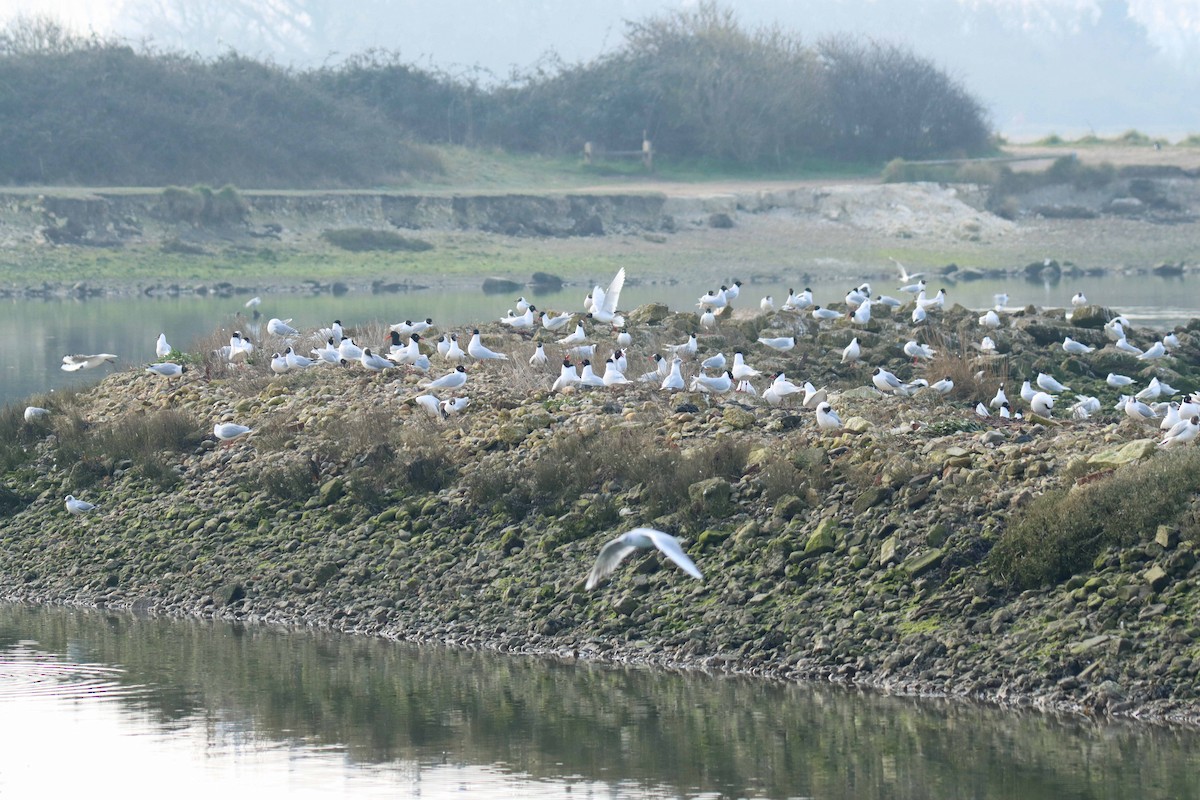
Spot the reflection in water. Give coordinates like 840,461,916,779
3,270,1199,407
1,604,1198,799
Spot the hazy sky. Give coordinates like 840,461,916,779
5,0,1200,138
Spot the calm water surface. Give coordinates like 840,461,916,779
1,604,1199,799
3,270,1197,408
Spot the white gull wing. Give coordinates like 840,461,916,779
644,528,703,580
592,267,626,316
586,527,702,590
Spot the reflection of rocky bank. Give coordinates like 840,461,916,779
3,299,1200,726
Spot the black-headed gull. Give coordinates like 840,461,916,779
360,348,395,371
871,367,903,394
338,337,364,361
903,341,935,361
1062,336,1094,355
61,353,118,372
585,527,702,590
1160,416,1200,448
701,352,726,371
841,337,861,364
65,495,98,515
1114,337,1143,356
1036,372,1069,393
267,317,299,337
588,268,626,326
931,377,954,395
1030,391,1054,416
757,335,795,352
442,397,470,415
270,353,289,374
156,333,172,358
530,343,548,365
541,311,574,332
285,346,315,369
214,422,252,443
552,359,579,392
146,362,186,378
421,365,468,390
815,402,842,431
467,330,509,360
811,306,842,321
557,323,588,346
1071,292,1087,307
760,295,775,312
979,310,1001,329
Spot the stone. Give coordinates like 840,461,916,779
1155,526,1179,550
317,477,345,506
213,582,246,607
879,534,899,565
1069,305,1115,329
625,303,670,326
688,477,732,515
722,407,756,430
905,548,944,577
1086,439,1157,470
802,518,839,558
852,487,891,514
843,416,873,433
1145,564,1170,593
1068,634,1110,655
772,495,806,520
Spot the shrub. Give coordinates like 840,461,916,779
988,448,1200,590
52,408,203,489
320,228,434,252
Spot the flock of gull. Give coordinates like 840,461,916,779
29,262,1199,587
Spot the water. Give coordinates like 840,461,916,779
1,604,1198,799
3,270,1198,409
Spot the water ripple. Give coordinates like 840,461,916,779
0,642,146,702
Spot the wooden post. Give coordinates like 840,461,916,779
584,141,593,165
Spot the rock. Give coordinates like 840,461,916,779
688,478,732,515
802,518,839,558
852,486,891,514
772,495,806,520
1086,439,1157,469
213,582,246,607
529,271,565,290
722,407,756,430
708,212,735,228
481,277,523,294
1069,305,1115,329
733,520,760,545
1155,526,1179,550
1145,565,1170,593
697,528,730,549
905,548,944,577
843,416,873,433
879,534,899,565
625,303,670,326
1068,634,1110,655
317,477,345,506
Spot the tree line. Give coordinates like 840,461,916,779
0,4,993,187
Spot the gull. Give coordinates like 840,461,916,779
1159,379,1180,397
1163,332,1181,350
845,287,869,308
61,353,118,372
931,377,954,395
387,332,424,365
690,370,733,394
320,320,345,341
701,352,726,371
65,495,98,515
468,330,509,360
668,334,699,358
390,318,430,336
903,341,935,361
589,267,626,326
1030,392,1054,417
851,298,872,325
876,294,902,309
445,334,466,362
891,257,923,284
841,338,861,364
725,280,743,300
697,287,728,311
979,310,1001,329
413,395,445,419
1160,416,1200,448
558,323,588,346
1135,378,1163,402
735,379,757,396
24,406,49,422
1071,292,1087,307
918,288,946,310
229,331,254,361
156,333,172,358
760,295,775,312
435,335,451,358
1071,395,1101,420
542,311,574,332
661,358,685,391
585,527,702,590
782,288,814,311
993,293,1009,311
284,346,315,369
1114,337,1143,356
602,359,631,386
569,344,597,361
442,397,470,415
1036,373,1069,393
1137,341,1167,360
612,349,628,374
872,367,903,394
975,402,990,418
244,296,262,309
420,365,468,391
1019,381,1036,403
815,402,842,431
552,359,580,392
267,317,298,337
1124,396,1159,423
360,348,395,371
763,373,803,405
899,278,927,295
812,306,843,321
1105,319,1127,342
999,402,1014,419
726,353,758,381
214,422,252,443
338,337,364,362
578,360,606,388
1159,402,1181,431
756,335,795,352
912,305,927,325
270,353,289,374
990,384,1008,408
146,362,186,379
515,296,530,313
311,337,340,365
615,331,633,350
699,310,718,330
530,343,548,365
500,307,536,330
1106,373,1134,388
1062,336,1095,355
802,382,827,409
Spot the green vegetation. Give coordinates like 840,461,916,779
0,6,991,188
51,407,204,489
320,228,434,253
159,185,250,225
1030,129,1173,148
988,448,1200,590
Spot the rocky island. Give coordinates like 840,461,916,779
3,295,1200,727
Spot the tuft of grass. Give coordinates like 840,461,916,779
988,448,1200,590
321,228,434,253
53,408,204,489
